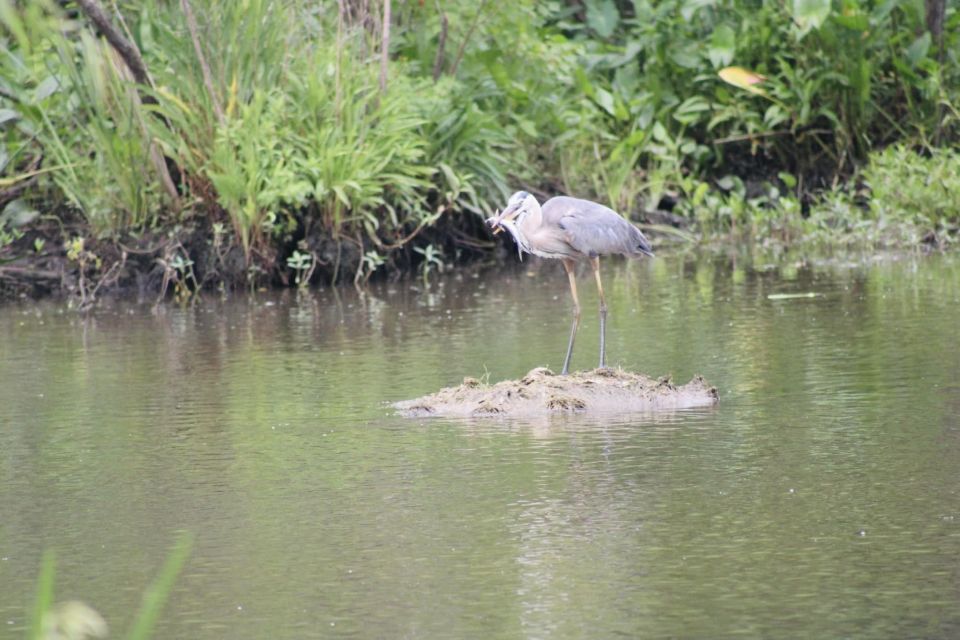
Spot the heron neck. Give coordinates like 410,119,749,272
518,200,543,235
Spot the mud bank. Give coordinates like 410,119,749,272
395,367,719,418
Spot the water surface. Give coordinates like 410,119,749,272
2,252,960,638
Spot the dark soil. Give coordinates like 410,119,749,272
0,214,496,304
395,367,719,418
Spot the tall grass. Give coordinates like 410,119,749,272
1,0,957,277
1,0,169,232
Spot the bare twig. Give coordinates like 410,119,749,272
450,0,489,77
180,0,224,125
76,0,180,206
335,0,345,120
366,207,445,251
379,0,392,93
75,0,153,92
0,154,42,209
353,232,365,289
0,266,62,281
432,0,448,81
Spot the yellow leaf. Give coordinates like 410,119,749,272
718,66,767,96
157,87,193,115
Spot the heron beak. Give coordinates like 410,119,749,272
486,209,504,235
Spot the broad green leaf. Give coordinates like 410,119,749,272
778,172,798,189
1,198,39,227
708,24,736,68
594,87,616,116
0,108,19,126
35,76,59,103
793,0,831,35
332,185,350,207
718,66,767,95
606,41,644,68
832,12,869,31
764,104,787,127
681,0,715,21
438,162,460,192
651,121,670,144
906,33,931,66
870,0,899,23
585,0,619,38
669,46,701,70
673,96,711,125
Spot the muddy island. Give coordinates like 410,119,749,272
395,367,718,418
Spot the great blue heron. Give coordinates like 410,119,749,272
487,191,653,375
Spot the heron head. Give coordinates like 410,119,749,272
487,191,537,234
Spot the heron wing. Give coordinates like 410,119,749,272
542,196,653,258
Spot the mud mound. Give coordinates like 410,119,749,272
395,367,718,418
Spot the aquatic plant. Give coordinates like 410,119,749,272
27,534,193,640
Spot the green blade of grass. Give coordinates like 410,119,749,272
126,532,194,640
29,549,56,640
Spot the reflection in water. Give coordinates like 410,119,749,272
1,252,959,637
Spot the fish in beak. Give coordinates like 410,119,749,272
486,201,523,236
486,209,504,235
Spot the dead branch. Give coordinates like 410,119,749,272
0,154,42,209
432,0,447,81
180,0,224,125
0,265,62,281
75,0,153,92
379,0,392,93
450,0,489,77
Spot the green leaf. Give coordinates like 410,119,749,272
585,0,619,38
0,108,19,127
673,96,711,125
332,185,350,207
594,87,616,116
832,13,869,31
1,199,39,227
870,0,899,23
29,550,56,640
681,0,715,21
651,121,670,144
438,162,460,193
793,0,831,35
778,172,798,189
906,32,931,66
126,533,193,640
35,76,59,103
669,45,701,70
708,24,736,68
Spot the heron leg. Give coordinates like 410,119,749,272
591,257,607,369
561,259,581,375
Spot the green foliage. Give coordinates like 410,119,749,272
864,145,960,234
1,0,958,286
1,1,169,232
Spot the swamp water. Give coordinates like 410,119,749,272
1,252,959,638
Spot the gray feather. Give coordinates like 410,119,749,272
542,197,653,258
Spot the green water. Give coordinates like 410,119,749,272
2,252,960,638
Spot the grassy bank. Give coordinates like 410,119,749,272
1,0,957,302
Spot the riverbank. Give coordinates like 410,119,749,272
0,204,952,307
3,2,956,306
